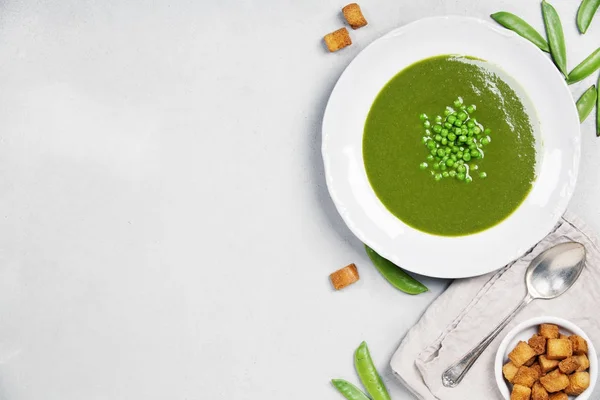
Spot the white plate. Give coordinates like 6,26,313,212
495,317,597,400
322,16,580,278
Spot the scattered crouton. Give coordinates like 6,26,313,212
511,384,532,400
510,341,538,367
503,362,520,383
546,339,572,360
548,392,568,400
539,355,560,374
540,324,559,339
569,335,588,355
574,354,590,371
514,365,540,387
329,263,359,290
540,369,569,393
564,371,590,396
558,356,580,374
342,3,368,29
532,381,549,400
324,28,352,52
529,334,547,355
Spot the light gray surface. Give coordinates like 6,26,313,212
0,0,597,399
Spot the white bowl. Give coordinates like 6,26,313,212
495,317,597,400
322,16,580,278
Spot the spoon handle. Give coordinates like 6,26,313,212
441,294,534,388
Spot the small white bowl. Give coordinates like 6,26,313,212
495,317,597,400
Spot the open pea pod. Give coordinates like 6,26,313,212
365,245,428,294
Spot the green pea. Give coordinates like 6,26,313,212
332,380,371,400
441,128,449,136
479,172,487,178
448,133,456,141
457,159,464,165
445,159,454,168
459,135,467,142
430,149,437,156
354,340,393,400
470,164,479,170
473,126,481,134
467,121,475,128
424,120,431,128
457,151,464,159
441,138,448,145
419,113,428,121
467,138,474,145
481,137,490,145
437,149,445,157
447,115,457,124
419,162,428,170
452,146,459,153
444,109,452,116
457,172,465,181
465,175,473,183
427,141,436,149
442,171,449,178
484,128,491,135
434,173,442,181
434,134,442,142
445,122,453,129
449,141,455,146
458,112,467,121
457,165,466,173
449,170,457,178
440,164,447,171
435,115,443,122
454,119,463,127
433,124,442,133
471,149,480,158
426,154,434,161
463,153,472,161
453,98,463,108
445,147,452,154
454,127,462,135
451,154,457,161
466,105,475,113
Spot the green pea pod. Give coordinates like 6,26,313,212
354,342,391,400
597,77,600,136
576,85,597,122
365,245,428,295
567,47,600,84
491,12,550,52
542,0,568,77
331,379,370,400
577,0,600,34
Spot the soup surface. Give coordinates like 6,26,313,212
363,55,537,236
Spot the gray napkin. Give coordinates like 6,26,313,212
390,212,600,399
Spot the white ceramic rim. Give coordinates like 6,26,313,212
322,16,581,278
494,316,598,400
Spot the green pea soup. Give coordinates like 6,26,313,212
363,55,538,236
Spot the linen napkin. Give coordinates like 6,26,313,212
390,212,600,399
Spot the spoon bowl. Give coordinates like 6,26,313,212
526,242,586,299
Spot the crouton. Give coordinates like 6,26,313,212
540,324,559,339
532,381,549,400
531,363,543,378
524,357,537,366
558,356,580,374
574,354,590,371
539,355,560,373
548,392,568,400
559,334,569,340
540,369,569,393
324,28,352,52
329,263,359,290
564,371,590,396
529,334,547,355
342,3,367,29
569,335,588,355
503,362,520,383
546,339,572,360
514,365,540,387
510,341,538,367
511,384,532,400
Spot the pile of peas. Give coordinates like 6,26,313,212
419,97,492,183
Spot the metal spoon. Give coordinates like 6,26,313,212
441,241,586,388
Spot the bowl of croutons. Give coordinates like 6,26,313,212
495,317,597,400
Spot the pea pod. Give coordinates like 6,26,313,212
567,47,600,84
354,342,391,400
365,245,428,294
542,0,568,77
331,379,370,400
597,77,600,136
491,12,550,52
576,85,597,122
577,0,600,34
